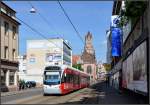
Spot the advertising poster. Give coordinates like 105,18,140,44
46,53,62,62
132,41,147,93
122,41,147,94
46,54,53,62
111,15,119,27
111,28,122,56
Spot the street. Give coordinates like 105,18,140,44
1,82,148,104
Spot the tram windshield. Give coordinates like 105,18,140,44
44,71,61,85
45,75,59,80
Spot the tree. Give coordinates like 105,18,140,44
72,64,83,71
103,63,111,72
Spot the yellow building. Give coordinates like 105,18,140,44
1,2,20,92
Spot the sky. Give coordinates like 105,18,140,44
4,1,113,63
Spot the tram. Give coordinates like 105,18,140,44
43,65,90,95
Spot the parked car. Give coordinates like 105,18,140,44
25,81,36,88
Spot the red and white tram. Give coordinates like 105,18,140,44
43,65,90,95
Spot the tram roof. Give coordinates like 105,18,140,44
45,65,90,76
61,65,90,76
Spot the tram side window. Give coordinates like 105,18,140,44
62,73,79,84
78,75,80,84
82,77,86,84
61,73,66,83
68,74,73,83
72,75,75,84
74,75,79,84
74,75,76,84
66,74,71,83
70,74,74,84
80,76,82,84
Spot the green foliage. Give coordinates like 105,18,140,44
117,15,128,28
72,64,83,71
125,1,147,18
118,1,147,28
103,64,111,72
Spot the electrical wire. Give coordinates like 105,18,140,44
27,1,63,39
57,0,84,44
16,17,64,51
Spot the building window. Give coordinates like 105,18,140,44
4,46,8,59
4,21,9,36
9,71,15,85
1,70,6,85
87,65,92,74
12,49,16,60
12,26,16,39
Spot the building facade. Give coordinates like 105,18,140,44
17,55,27,80
1,2,20,92
26,38,72,85
109,1,149,98
97,61,107,81
121,1,149,96
81,32,97,82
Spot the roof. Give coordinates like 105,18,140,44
1,2,16,13
72,55,81,65
1,12,21,25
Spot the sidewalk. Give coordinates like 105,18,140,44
1,87,42,97
62,81,148,104
89,81,148,104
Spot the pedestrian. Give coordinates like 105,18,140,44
106,76,109,87
18,80,22,90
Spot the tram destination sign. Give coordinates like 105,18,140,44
45,66,61,71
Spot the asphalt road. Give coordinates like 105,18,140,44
1,82,148,104
1,88,43,104
1,87,90,104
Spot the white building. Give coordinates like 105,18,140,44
97,61,107,80
106,30,112,64
17,55,27,80
26,38,72,85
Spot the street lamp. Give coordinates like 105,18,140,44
30,7,36,13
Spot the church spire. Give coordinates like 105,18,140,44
81,32,96,64
84,31,94,55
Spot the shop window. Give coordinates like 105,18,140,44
9,71,15,85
